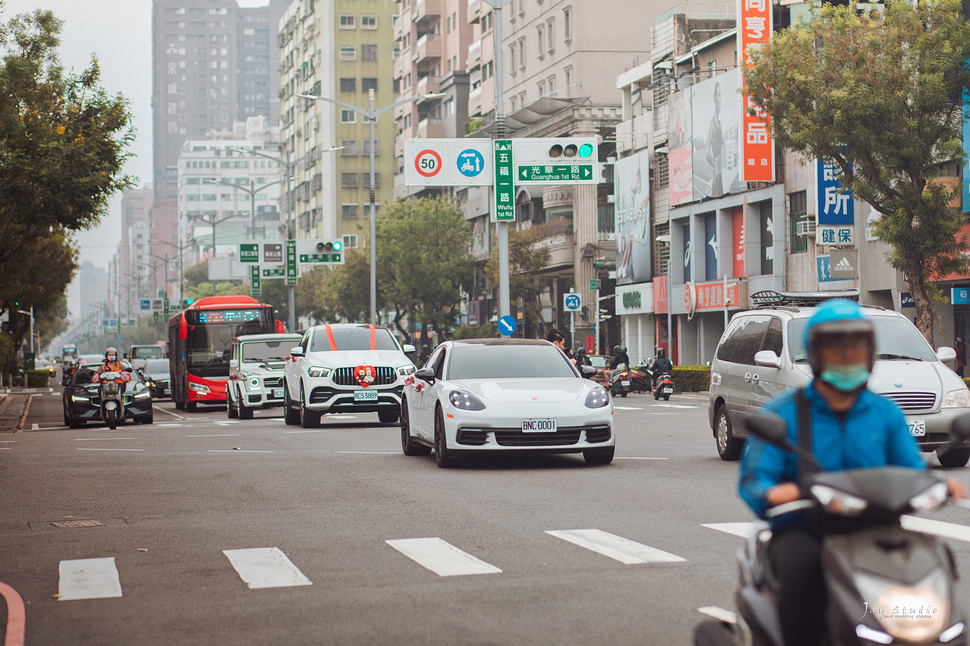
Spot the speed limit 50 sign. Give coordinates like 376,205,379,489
405,139,492,186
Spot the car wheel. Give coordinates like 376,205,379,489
584,446,615,465
141,411,154,425
938,447,970,468
227,387,238,419
185,401,197,412
300,384,320,428
434,406,458,468
63,406,70,427
715,405,743,461
401,399,431,456
68,408,81,429
283,381,300,426
238,399,254,420
378,408,399,424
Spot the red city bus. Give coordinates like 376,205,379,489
168,296,283,411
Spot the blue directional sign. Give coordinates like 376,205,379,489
140,299,151,311
498,315,517,336
457,149,485,178
564,293,582,311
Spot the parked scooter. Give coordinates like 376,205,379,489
652,372,674,401
695,411,970,646
93,368,132,430
629,364,651,393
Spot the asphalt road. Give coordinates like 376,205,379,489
3,389,970,645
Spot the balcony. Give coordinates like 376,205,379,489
466,40,481,70
467,0,481,23
412,33,442,67
413,0,442,25
417,117,443,139
415,75,441,98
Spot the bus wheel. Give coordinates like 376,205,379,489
175,400,185,411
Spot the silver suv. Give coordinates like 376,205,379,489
708,291,970,466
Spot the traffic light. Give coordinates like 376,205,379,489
184,298,194,307
593,261,616,270
315,240,342,253
511,137,598,164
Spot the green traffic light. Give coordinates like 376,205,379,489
579,143,594,158
332,240,342,251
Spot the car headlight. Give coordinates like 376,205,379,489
909,481,948,512
810,484,868,516
449,390,485,411
942,388,970,408
307,366,331,378
71,395,89,402
585,387,610,408
134,390,151,399
397,364,416,376
854,570,948,642
248,376,261,390
188,382,210,394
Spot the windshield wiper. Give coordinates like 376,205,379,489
878,353,922,361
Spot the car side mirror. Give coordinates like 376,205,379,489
754,350,782,369
290,347,305,357
403,344,416,354
415,367,435,383
937,346,957,362
580,365,597,379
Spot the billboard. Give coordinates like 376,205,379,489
668,89,693,207
613,149,652,285
738,0,774,181
692,72,743,201
815,157,855,246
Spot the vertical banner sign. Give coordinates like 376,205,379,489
493,140,515,222
760,202,774,275
732,206,746,278
738,0,774,182
682,222,692,282
251,264,261,297
815,158,855,245
704,212,718,281
285,240,298,286
964,89,970,212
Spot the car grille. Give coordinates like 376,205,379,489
331,366,397,386
263,377,283,388
879,391,937,413
310,385,403,404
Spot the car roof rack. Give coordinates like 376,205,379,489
750,289,860,308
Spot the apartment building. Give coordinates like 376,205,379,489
120,188,155,317
278,0,397,249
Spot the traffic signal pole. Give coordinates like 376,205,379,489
486,0,512,320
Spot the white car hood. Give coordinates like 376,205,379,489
455,378,591,403
306,350,410,368
239,362,286,376
869,360,950,394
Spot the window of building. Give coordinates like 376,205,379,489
546,18,555,54
537,80,545,96
341,139,358,156
518,37,525,70
789,190,809,254
536,24,544,59
340,78,356,93
510,96,517,112
340,109,356,123
341,172,358,188
339,15,355,29
655,152,669,189
342,204,358,219
563,6,571,42
361,172,381,188
361,45,378,61
361,15,377,29
547,75,555,96
362,78,377,92
339,46,356,61
361,139,380,156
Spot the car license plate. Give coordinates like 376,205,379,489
663,387,673,394
522,419,557,433
273,388,283,399
621,380,631,387
909,420,926,437
354,390,378,402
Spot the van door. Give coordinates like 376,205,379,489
733,315,771,416
751,316,785,409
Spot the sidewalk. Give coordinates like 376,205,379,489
0,389,36,433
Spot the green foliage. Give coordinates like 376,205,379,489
743,0,970,344
671,365,711,392
451,322,499,340
485,224,553,336
0,334,15,374
181,259,250,303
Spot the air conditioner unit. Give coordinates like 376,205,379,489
796,219,817,237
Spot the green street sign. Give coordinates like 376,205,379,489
493,139,515,222
163,298,170,315
299,253,342,263
285,240,298,286
590,279,600,290
516,164,595,183
262,267,285,278
251,264,261,297
240,243,259,263
153,312,159,323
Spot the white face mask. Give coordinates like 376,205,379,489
107,355,117,361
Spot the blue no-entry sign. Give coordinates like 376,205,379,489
498,315,517,336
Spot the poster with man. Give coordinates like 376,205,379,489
668,89,693,207
691,71,743,201
613,150,652,285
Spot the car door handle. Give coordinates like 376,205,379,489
751,374,760,384
744,373,752,383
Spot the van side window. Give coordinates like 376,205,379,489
717,318,747,364
737,316,770,365
762,317,783,357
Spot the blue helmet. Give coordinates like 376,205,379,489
805,300,874,376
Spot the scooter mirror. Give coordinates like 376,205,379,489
741,412,792,450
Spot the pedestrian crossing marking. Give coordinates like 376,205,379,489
702,523,757,538
385,538,502,577
546,529,687,565
58,557,123,601
223,548,312,589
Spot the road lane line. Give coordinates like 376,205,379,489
76,448,145,452
285,430,329,434
545,529,686,565
613,457,669,460
208,450,273,453
338,451,399,455
901,515,970,543
612,406,643,410
222,548,312,589
652,403,697,409
385,538,503,577
58,558,123,601
0,581,26,645
154,406,185,419
75,438,135,441
702,522,756,538
186,433,240,438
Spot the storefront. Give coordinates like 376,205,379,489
615,282,655,364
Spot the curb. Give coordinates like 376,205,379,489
15,395,32,434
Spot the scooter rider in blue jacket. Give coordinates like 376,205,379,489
738,299,966,646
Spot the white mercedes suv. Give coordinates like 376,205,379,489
283,323,416,427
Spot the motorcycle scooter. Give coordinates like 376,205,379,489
94,368,132,430
696,412,970,646
652,372,674,401
608,364,631,398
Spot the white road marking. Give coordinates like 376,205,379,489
31,424,39,430
612,406,643,410
702,522,756,538
901,515,970,543
157,423,184,427
58,557,123,601
338,451,399,455
0,440,16,443
77,448,145,452
214,421,240,426
222,548,312,589
154,406,185,419
697,606,738,624
284,430,328,434
75,438,135,441
614,457,669,461
386,538,503,577
546,529,687,565
652,403,697,409
0,448,10,450
207,450,273,454
186,433,240,438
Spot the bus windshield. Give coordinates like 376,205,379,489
185,308,273,377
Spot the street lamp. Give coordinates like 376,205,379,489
232,144,343,331
297,90,446,325
154,239,190,304
145,251,172,299
188,210,243,297
203,177,286,240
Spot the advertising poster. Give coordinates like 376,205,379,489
738,0,774,181
704,212,718,281
682,221,692,281
732,207,745,278
692,72,742,201
613,150,652,285
668,89,693,207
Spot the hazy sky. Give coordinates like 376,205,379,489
1,0,270,316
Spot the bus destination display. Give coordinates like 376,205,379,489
197,309,262,324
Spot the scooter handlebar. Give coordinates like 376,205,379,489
765,499,815,519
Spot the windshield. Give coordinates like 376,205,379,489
310,326,401,352
788,315,939,363
185,308,274,377
132,346,164,359
143,359,170,375
243,340,294,363
448,345,578,380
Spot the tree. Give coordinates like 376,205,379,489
743,0,970,344
0,10,134,284
485,223,552,337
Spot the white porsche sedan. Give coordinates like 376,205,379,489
400,338,615,468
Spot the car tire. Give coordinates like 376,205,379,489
185,401,197,412
715,405,744,461
238,399,254,420
300,384,320,428
68,408,81,429
378,408,399,424
63,407,70,427
283,381,300,426
140,410,154,425
227,387,238,419
401,399,431,456
434,406,458,468
584,446,615,465
938,447,970,468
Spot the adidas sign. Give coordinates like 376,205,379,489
833,256,854,272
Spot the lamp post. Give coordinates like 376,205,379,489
297,91,446,325
233,145,343,331
154,239,189,305
189,210,242,297
203,177,286,240
145,252,171,299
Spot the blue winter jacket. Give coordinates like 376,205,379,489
738,382,924,528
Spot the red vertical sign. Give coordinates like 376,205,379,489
732,207,746,278
738,0,774,182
